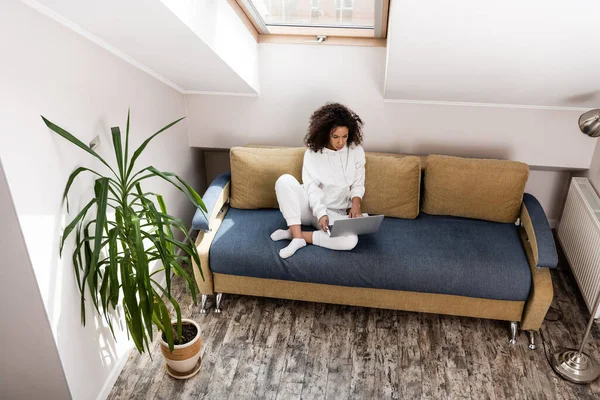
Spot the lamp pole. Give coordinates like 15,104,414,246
552,289,600,383
552,108,600,383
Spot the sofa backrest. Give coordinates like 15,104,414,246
421,154,529,223
362,153,421,219
229,146,422,219
230,146,304,209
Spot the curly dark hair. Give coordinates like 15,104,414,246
304,103,364,152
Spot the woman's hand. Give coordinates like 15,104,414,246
349,197,362,218
318,215,330,232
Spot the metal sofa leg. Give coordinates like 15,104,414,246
510,321,518,344
200,294,208,314
528,331,537,350
214,293,223,314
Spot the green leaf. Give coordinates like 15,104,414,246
152,279,182,341
121,253,144,353
111,126,124,179
169,257,198,304
130,214,154,336
62,167,101,213
87,267,101,318
124,108,131,173
124,311,144,354
159,299,174,352
107,182,123,202
167,221,203,283
125,117,185,180
61,198,95,256
80,225,93,326
156,194,167,214
115,206,124,228
137,189,173,296
160,171,206,213
104,312,116,341
174,175,206,213
125,173,153,193
146,167,205,211
73,228,84,295
41,116,117,177
138,291,153,345
165,237,201,275
152,311,165,334
156,212,185,227
156,195,176,255
99,264,110,319
107,228,119,309
89,178,110,302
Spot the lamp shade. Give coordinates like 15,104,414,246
579,109,600,137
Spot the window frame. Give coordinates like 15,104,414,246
229,0,390,47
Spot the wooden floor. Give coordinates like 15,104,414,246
109,240,600,399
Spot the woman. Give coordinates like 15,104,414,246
271,102,366,259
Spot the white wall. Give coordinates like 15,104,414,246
0,159,71,400
185,43,590,222
0,2,202,399
186,43,592,169
588,141,600,194
524,169,571,226
384,0,600,109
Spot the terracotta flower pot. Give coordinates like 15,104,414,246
159,318,202,376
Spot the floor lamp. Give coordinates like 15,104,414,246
552,289,600,383
552,108,600,383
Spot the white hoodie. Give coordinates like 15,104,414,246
302,144,366,221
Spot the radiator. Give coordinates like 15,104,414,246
557,177,600,319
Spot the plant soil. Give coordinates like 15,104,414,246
162,323,198,345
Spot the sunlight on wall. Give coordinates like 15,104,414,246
160,0,260,93
19,215,58,320
94,311,133,370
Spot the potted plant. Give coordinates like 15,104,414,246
42,111,206,378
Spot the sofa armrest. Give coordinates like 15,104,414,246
519,229,554,331
192,172,231,231
191,172,231,295
520,193,558,269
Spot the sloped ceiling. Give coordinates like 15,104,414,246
28,0,258,94
384,0,600,108
26,0,599,108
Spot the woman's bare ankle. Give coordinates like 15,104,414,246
289,225,302,239
302,231,313,244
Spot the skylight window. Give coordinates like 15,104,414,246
236,0,389,40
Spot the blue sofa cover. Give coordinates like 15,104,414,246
522,193,558,268
209,208,532,301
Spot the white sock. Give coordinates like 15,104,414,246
279,238,306,259
312,231,358,251
270,229,292,241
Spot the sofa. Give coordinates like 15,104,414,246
191,146,558,349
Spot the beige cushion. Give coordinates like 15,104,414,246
230,146,422,218
422,155,529,223
230,146,305,209
362,154,421,219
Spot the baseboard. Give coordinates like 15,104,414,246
382,98,590,112
184,90,259,96
95,265,174,400
96,342,134,400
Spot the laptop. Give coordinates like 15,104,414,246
327,214,384,237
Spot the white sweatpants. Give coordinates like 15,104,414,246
274,174,359,251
